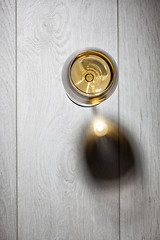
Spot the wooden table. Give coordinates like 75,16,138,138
0,0,160,239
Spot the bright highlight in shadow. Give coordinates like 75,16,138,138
93,117,108,136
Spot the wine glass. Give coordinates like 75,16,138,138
62,48,118,107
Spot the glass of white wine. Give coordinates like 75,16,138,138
62,48,118,107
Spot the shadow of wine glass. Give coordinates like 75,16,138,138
79,115,143,187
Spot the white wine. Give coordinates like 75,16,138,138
70,51,112,96
62,48,118,107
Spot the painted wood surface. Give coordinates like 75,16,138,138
0,0,17,239
0,0,160,239
17,0,118,239
119,0,160,239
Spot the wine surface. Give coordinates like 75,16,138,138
70,50,112,96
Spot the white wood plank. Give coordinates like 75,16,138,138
17,0,118,239
119,0,160,239
0,0,17,239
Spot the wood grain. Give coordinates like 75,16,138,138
0,0,16,239
119,0,160,239
17,0,118,239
